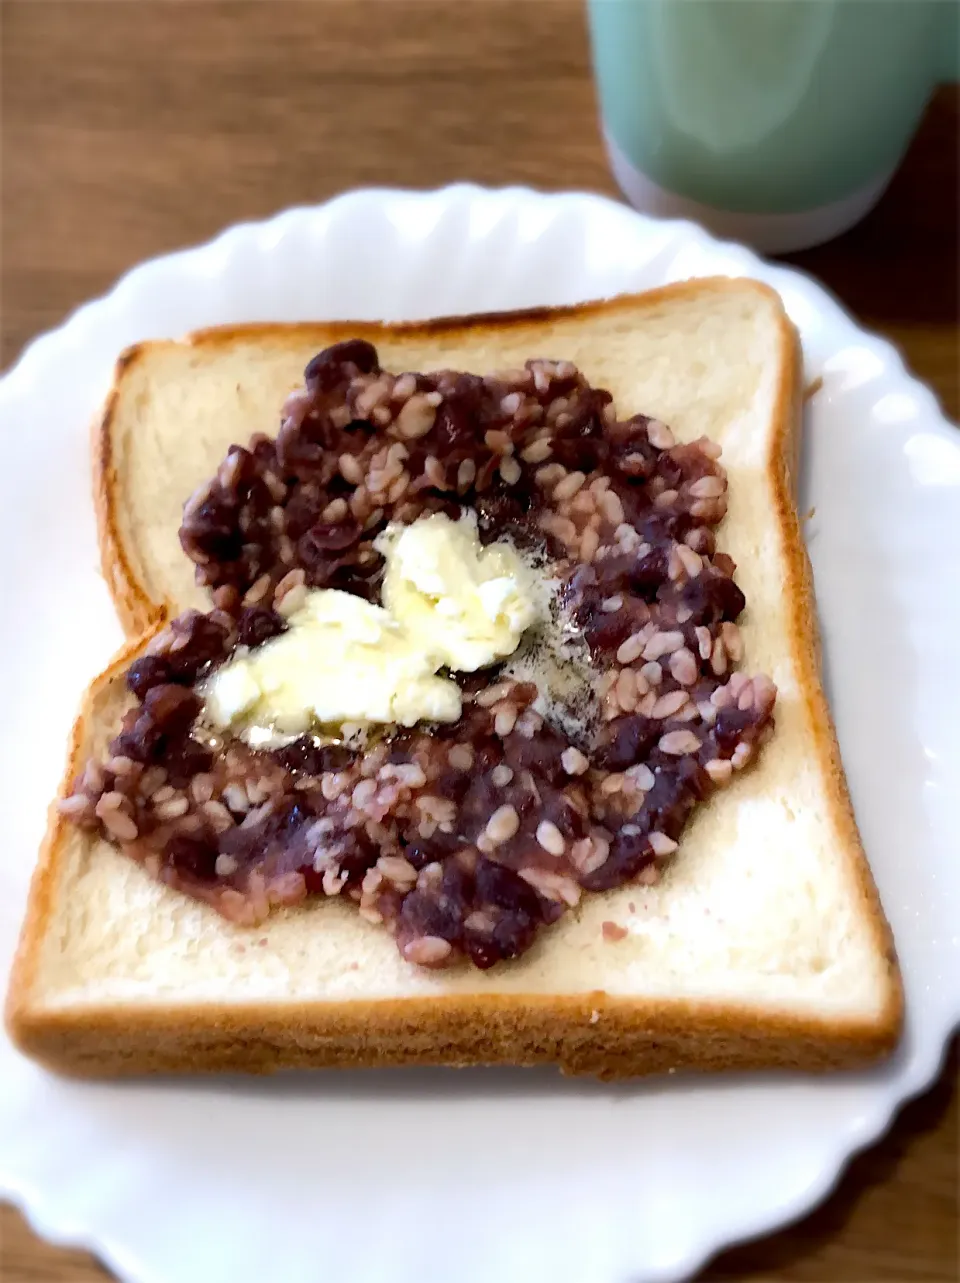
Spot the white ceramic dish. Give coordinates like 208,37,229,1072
0,185,957,1283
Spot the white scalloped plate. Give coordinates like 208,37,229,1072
0,185,957,1283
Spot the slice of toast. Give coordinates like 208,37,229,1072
6,280,902,1077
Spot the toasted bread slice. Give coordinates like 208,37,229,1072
7,280,902,1076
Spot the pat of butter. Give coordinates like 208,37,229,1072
204,590,461,734
204,513,538,740
378,512,538,673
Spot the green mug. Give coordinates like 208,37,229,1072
588,0,958,251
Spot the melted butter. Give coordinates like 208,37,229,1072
377,511,539,672
203,589,463,737
505,614,601,746
203,512,542,744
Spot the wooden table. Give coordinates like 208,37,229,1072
1,3,956,1280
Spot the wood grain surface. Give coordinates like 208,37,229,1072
1,2,957,1280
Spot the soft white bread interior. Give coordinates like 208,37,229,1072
7,280,902,1076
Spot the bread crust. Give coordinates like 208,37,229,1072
9,280,903,1077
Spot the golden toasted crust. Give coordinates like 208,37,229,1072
5,630,165,1058
10,281,903,1077
763,312,902,1045
12,993,898,1079
94,348,164,635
